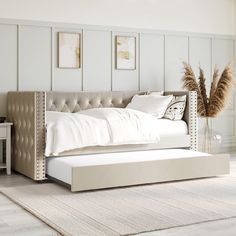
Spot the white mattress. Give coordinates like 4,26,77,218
46,149,210,184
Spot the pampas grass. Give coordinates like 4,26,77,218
182,62,234,117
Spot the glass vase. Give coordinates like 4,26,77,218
198,117,222,154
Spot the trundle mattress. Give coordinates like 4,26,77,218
46,149,208,184
46,149,229,192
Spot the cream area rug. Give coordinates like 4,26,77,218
1,175,236,236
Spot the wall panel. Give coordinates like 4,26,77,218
165,35,188,90
189,37,212,130
112,32,139,91
0,24,17,92
52,28,82,91
0,24,17,116
212,38,235,149
19,25,51,90
140,33,164,91
83,30,111,91
189,37,212,93
213,38,234,71
213,38,234,110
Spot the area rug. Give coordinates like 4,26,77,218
1,176,236,236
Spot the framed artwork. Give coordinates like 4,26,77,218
58,32,80,68
115,36,136,70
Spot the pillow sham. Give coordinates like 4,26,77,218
146,91,164,96
164,95,187,120
126,94,173,118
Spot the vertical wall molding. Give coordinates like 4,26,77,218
138,32,141,91
50,27,53,91
187,36,190,64
81,29,84,91
17,25,20,91
163,35,166,91
110,31,113,91
211,37,214,73
210,37,213,79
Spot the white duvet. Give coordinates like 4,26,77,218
45,108,161,156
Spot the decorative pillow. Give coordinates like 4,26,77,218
126,94,173,118
164,95,187,120
146,91,164,96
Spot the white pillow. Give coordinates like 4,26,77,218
126,94,173,118
148,91,164,96
164,95,187,120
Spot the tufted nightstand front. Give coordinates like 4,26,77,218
0,123,12,175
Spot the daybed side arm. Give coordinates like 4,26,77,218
188,91,198,151
164,91,198,151
7,91,46,180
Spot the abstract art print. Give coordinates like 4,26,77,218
115,36,136,70
58,32,80,68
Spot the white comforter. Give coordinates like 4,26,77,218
45,108,161,156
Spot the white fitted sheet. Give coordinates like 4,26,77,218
46,149,210,184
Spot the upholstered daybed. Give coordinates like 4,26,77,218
7,91,229,191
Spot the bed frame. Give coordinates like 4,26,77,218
7,91,198,181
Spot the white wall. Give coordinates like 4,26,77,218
0,0,235,35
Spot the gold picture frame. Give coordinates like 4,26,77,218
58,32,81,69
115,36,136,70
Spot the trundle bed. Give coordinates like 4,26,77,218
7,91,229,192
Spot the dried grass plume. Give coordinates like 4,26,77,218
182,62,234,117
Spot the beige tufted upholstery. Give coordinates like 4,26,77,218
7,92,45,180
7,90,197,181
46,91,145,112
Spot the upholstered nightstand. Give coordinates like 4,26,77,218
0,123,12,175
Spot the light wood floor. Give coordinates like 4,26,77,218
0,194,59,236
0,158,235,236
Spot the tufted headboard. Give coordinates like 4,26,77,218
7,90,197,181
46,91,144,112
